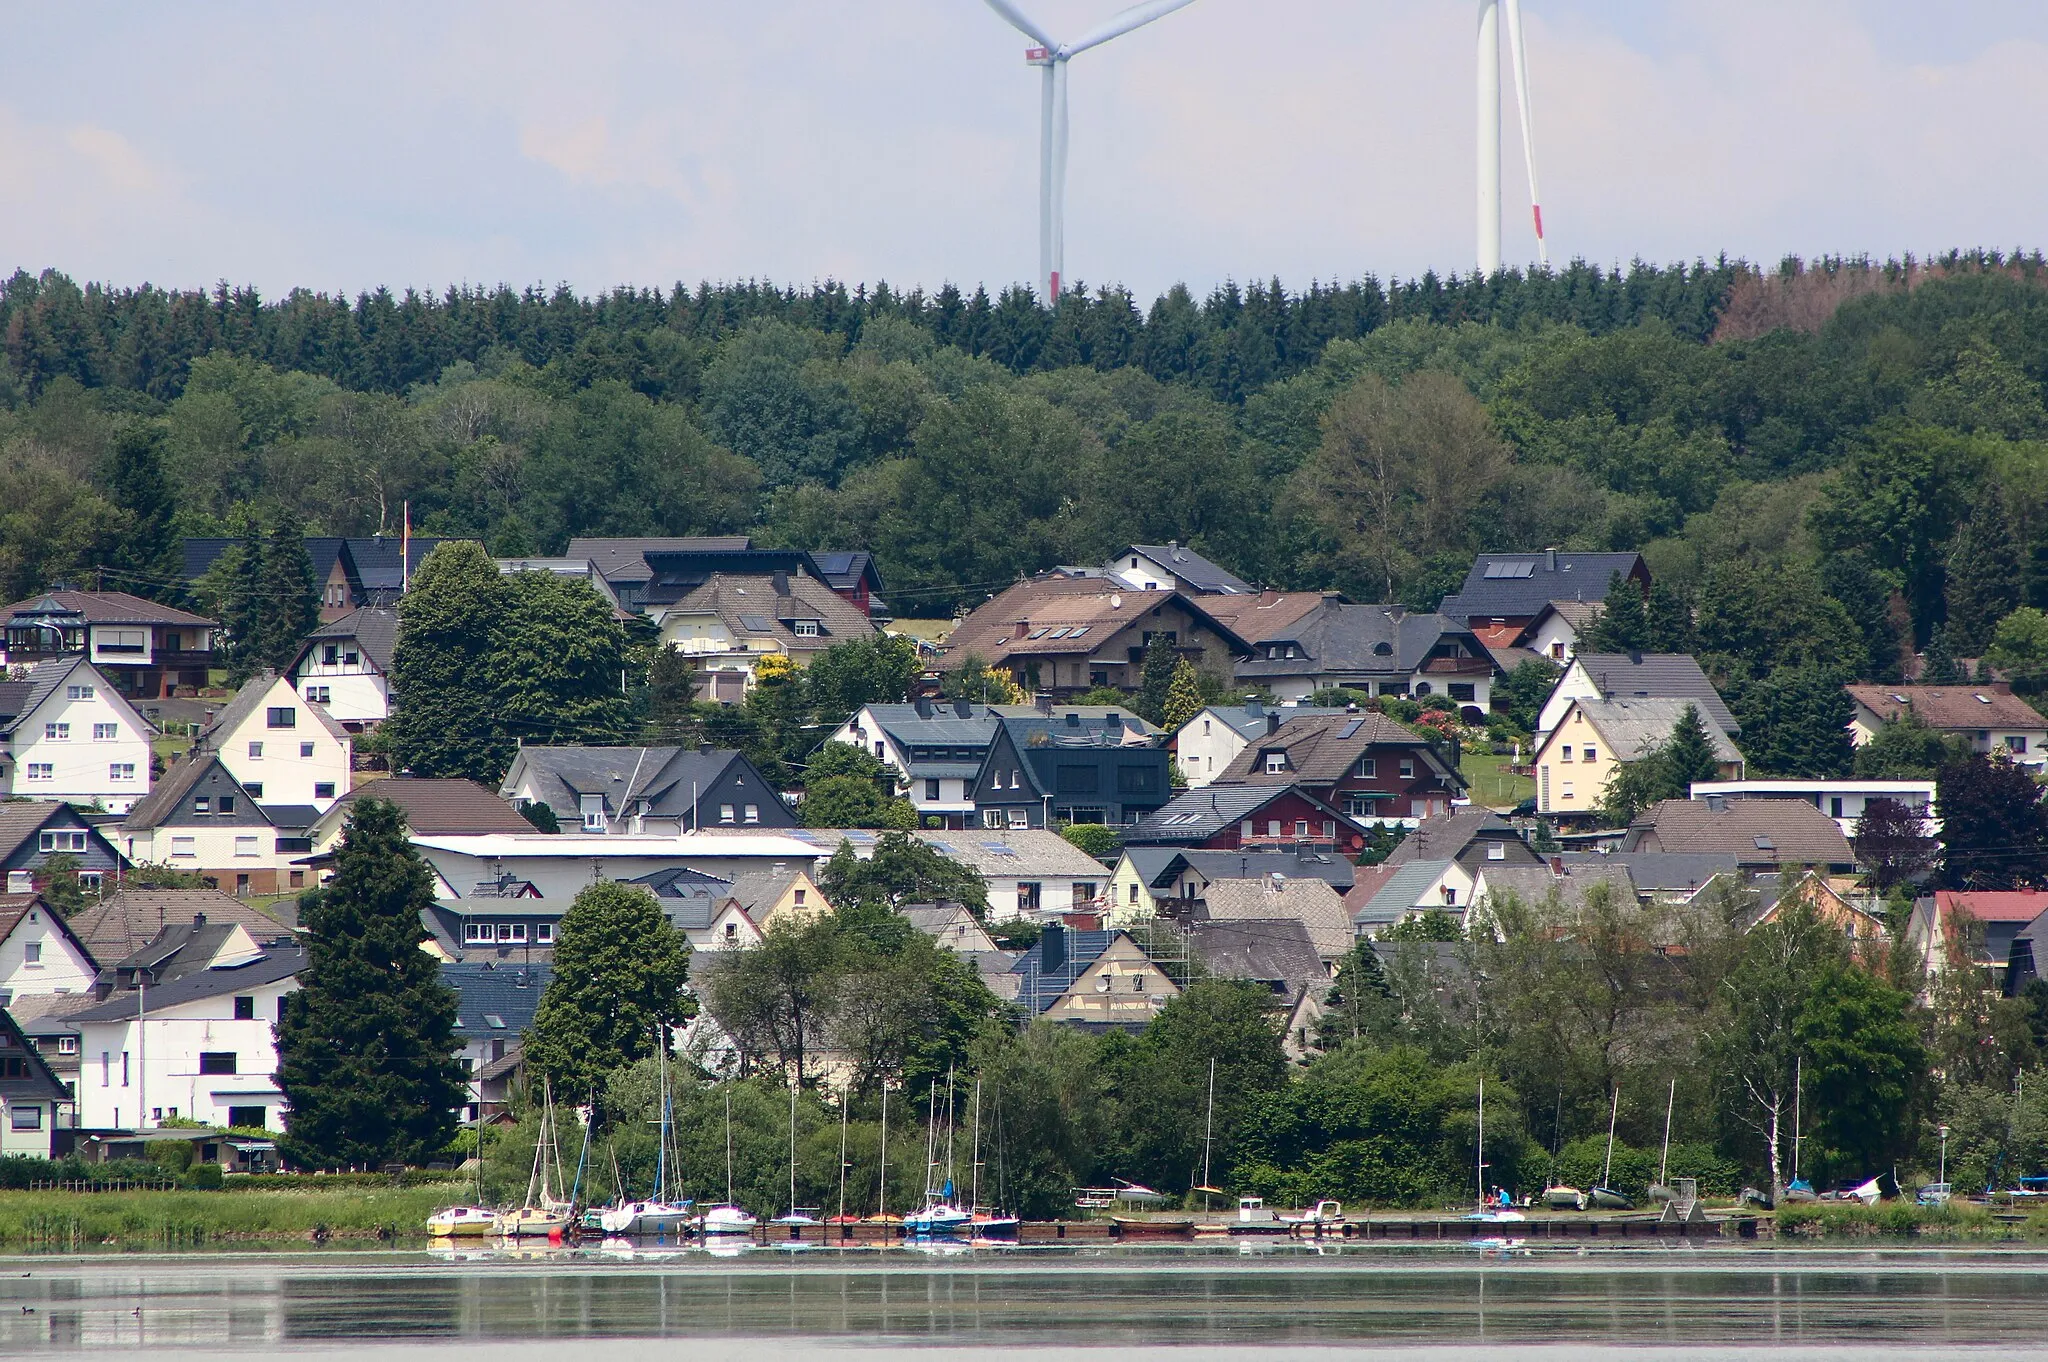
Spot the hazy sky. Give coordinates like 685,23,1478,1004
3,1,2043,302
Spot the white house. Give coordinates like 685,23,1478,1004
1511,601,1603,665
1844,684,2048,771
0,1007,68,1157
121,755,308,898
288,606,395,730
1536,653,1741,741
0,894,99,1001
912,829,1110,921
1688,779,1939,838
203,672,353,813
1106,543,1255,596
655,571,875,704
72,944,302,1131
0,658,156,813
1170,703,1348,789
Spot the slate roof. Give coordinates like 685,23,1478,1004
70,888,297,962
1213,712,1443,787
625,867,737,931
0,801,84,865
1152,849,1357,893
1186,919,1327,991
1120,544,1255,595
1197,877,1353,960
260,804,321,832
1566,697,1744,765
811,551,885,595
1571,654,1740,735
1438,552,1647,623
1473,862,1639,913
329,778,532,836
121,752,253,833
1125,785,1356,846
565,537,756,583
1180,702,1352,744
1625,798,1854,867
1008,927,1122,1014
441,961,552,1040
1,590,214,628
114,920,257,982
1230,604,1495,683
185,537,348,590
0,658,153,739
913,829,1110,877
1559,851,1738,896
504,745,793,826
200,671,352,746
664,573,873,649
68,944,305,1020
1846,684,2048,733
1384,808,1529,867
0,892,97,972
726,868,810,919
296,606,397,674
345,537,466,594
1352,860,1461,928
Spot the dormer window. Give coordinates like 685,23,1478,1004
1263,751,1289,774
793,620,820,637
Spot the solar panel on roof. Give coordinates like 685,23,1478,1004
982,841,1017,856
1483,560,1537,579
1047,627,1070,639
1338,719,1364,740
739,613,774,632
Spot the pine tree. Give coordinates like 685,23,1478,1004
1316,936,1392,1050
1645,580,1697,654
257,509,319,673
1580,572,1650,653
385,541,516,782
1946,498,2023,655
104,424,181,599
1162,658,1205,732
276,797,468,1169
1137,632,1180,725
211,506,269,685
1732,668,1854,778
527,882,695,1098
1663,703,1726,788
1922,623,1962,684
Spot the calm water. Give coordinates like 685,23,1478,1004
0,1242,2046,1357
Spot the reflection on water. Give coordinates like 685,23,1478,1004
0,1243,2045,1354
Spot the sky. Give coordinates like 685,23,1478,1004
2,1,2044,304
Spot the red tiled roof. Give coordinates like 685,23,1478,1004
1935,890,2048,923
1846,684,2048,733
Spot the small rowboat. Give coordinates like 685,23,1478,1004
1589,1187,1633,1211
1111,1216,1196,1239
1543,1186,1586,1211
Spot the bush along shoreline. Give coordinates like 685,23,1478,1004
0,1182,470,1250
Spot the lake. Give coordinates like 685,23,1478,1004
0,1242,2046,1358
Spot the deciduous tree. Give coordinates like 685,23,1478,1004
528,881,694,1097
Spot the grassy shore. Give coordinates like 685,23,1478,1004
0,1183,468,1248
1774,1200,2048,1240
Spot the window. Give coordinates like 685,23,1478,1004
496,923,528,943
219,796,235,814
57,1037,76,1056
1559,746,1572,762
1449,683,1476,702
244,782,263,799
44,723,69,741
1129,883,1140,904
1355,757,1376,779
171,837,196,858
300,743,314,758
248,741,264,760
37,832,86,853
9,1107,40,1132
305,685,331,704
122,1052,130,1086
79,871,101,892
194,797,210,814
1487,842,1506,861
314,782,334,800
22,943,40,965
1294,819,1309,837
1830,797,1845,819
65,684,94,700
463,923,494,944
1266,820,1282,837
1007,809,1029,829
718,804,736,824
97,629,146,655
101,1052,110,1086
323,644,339,665
25,764,51,781
535,923,555,944
266,707,296,729
1551,642,1565,659
2013,737,2031,754
982,809,1004,830
1561,781,1574,800
234,836,259,858
793,620,820,637
93,723,118,741
724,922,738,941
1583,746,1598,764
1399,759,1415,779
794,888,807,906
744,804,760,824
234,996,255,1020
228,1105,267,1130
1010,770,1022,790
1342,794,1380,817
1263,751,1288,774
1443,887,1458,907
924,779,941,801
199,1052,238,1075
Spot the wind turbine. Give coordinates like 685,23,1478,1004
981,0,1198,305
1476,0,1547,276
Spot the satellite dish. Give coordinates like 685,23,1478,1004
1095,975,1111,993
1109,594,1122,609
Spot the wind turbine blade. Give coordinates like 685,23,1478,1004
1040,62,1056,302
1503,0,1547,269
981,0,1058,51
1475,0,1501,276
1051,58,1069,302
1057,0,1196,58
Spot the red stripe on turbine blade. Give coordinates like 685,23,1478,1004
1532,205,1545,238
1049,271,1061,303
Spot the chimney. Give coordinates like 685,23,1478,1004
1245,698,1264,718
954,698,974,719
1706,794,1727,813
1013,620,1030,640
1104,711,1120,730
1040,921,1067,975
1387,604,1406,622
772,570,791,597
915,697,935,719
1267,712,1281,735
1035,693,1053,716
1545,547,1558,572
1168,539,1181,562
1066,711,1082,727
698,741,714,756
192,912,207,929
1549,856,1564,878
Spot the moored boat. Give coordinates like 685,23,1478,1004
500,1204,574,1237
1111,1215,1196,1239
1589,1187,1633,1211
1543,1185,1586,1211
427,1205,501,1238
701,1203,760,1236
904,1199,972,1237
601,1200,694,1236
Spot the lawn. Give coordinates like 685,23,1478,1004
1460,750,1533,811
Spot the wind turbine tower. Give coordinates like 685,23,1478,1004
982,0,1197,304
1476,0,1547,276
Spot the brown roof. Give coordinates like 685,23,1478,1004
1193,591,1332,646
1198,877,1352,961
942,576,1153,663
1846,684,2048,733
2,590,214,627
1624,798,1853,867
1343,863,1401,918
69,887,297,962
330,778,531,835
1213,712,1437,786
665,573,873,652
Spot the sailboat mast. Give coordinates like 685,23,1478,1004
1659,1077,1675,1188
1793,1055,1803,1184
1476,1074,1485,1210
725,1089,735,1206
944,1065,958,1200
789,1082,799,1217
837,1085,850,1225
1602,1087,1619,1190
1200,1057,1216,1192
970,1079,983,1216
877,1083,889,1219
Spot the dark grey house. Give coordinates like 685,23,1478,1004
971,716,1170,831
499,744,797,834
0,800,125,896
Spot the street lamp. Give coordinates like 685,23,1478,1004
1939,1124,1950,1186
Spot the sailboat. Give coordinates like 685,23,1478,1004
771,1082,820,1227
965,1078,1019,1238
1589,1088,1634,1210
699,1090,760,1236
601,1035,694,1236
502,1079,576,1236
1464,1072,1525,1226
429,1097,502,1238
904,1069,972,1237
1648,1078,1677,1204
1783,1056,1817,1203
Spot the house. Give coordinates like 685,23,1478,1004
201,672,353,813
0,893,98,1002
902,904,999,955
1,591,218,701
1436,550,1650,650
119,754,308,896
68,887,296,966
441,962,550,1122
1211,711,1464,825
70,940,303,1132
406,829,829,906
1106,542,1255,596
1348,859,1475,936
0,658,157,813
500,745,795,836
913,829,1111,920
1748,871,1889,943
1171,702,1349,789
1622,796,1856,873
1688,779,1937,838
10,993,91,1119
1106,847,1355,923
1124,785,1377,856
183,536,468,623
1008,923,1181,1027
1186,918,1327,1004
1537,653,1741,740
626,868,764,953
1510,600,1606,665
726,867,831,931
0,800,125,898
827,700,1159,828
565,537,822,617
495,558,629,616
288,606,396,729
1470,860,1640,921
969,714,1171,831
809,551,890,620
1194,876,1353,967
1558,851,1740,906
1534,697,1744,819
939,576,1251,699
1915,890,2048,981
308,778,533,857
0,1006,70,1157
655,571,876,703
1220,600,1499,716
1845,684,2048,770
1380,807,1541,875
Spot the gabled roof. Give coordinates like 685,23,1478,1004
1562,697,1743,766
726,868,812,919
662,573,873,647
564,537,756,583
440,961,552,1039
1213,712,1442,787
1124,785,1362,846
1570,654,1740,735
184,537,352,591
120,752,260,833
1230,603,1495,682
1180,703,1352,743
68,944,305,1021
70,888,297,962
1438,552,1646,623
0,1005,70,1103
1845,684,2048,733
0,893,97,972
0,658,154,739
1182,592,1330,645
1186,919,1326,991
1353,860,1462,928
1473,862,1639,913
200,671,351,746
1008,927,1128,1014
939,576,1256,667
1517,600,1605,641
503,745,788,824
1154,849,1357,893
1384,808,1529,868
1935,890,2048,924
346,537,467,594
1116,544,1255,595
1,590,214,628
914,829,1110,877
1559,850,1738,895
811,551,885,594
0,800,101,865
1197,877,1352,960
295,607,397,674
1625,798,1854,867
328,779,532,836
